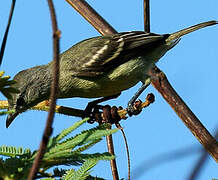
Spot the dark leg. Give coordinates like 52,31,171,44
84,93,121,121
127,79,150,116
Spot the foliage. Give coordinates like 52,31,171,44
0,71,19,100
0,118,118,179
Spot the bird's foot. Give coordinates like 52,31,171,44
83,94,121,123
83,102,103,124
84,103,121,124
127,100,142,117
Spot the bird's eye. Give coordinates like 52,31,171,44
16,97,25,108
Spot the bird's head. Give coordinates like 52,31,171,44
6,69,35,128
6,65,51,128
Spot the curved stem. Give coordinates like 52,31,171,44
28,0,60,179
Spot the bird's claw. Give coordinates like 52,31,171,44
83,103,103,124
127,100,142,116
84,103,121,124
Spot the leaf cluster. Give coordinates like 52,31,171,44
0,118,118,179
0,71,19,100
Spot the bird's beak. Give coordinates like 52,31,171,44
6,111,19,128
166,20,218,43
167,38,181,50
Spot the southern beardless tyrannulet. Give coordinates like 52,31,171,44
6,20,218,128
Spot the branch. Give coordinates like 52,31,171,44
148,67,218,162
188,128,218,180
106,125,119,180
0,0,16,65
143,0,150,33
66,0,117,35
116,123,131,180
0,94,153,120
28,0,60,179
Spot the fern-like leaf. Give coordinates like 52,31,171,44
0,71,19,99
63,159,98,180
0,120,116,179
79,152,115,161
0,146,31,157
55,118,89,142
49,124,118,153
74,138,102,154
46,118,89,152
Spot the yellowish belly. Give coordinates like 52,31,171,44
59,57,152,98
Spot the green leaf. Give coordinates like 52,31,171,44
55,118,89,142
74,138,102,153
0,71,19,99
79,152,115,161
63,159,98,180
49,124,118,153
0,146,31,157
0,119,115,179
0,110,15,116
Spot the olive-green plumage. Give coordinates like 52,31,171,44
6,20,218,127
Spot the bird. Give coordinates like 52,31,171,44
6,20,218,128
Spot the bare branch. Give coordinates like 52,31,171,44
66,0,117,35
148,67,218,162
106,126,119,180
0,93,153,121
188,128,218,180
116,123,131,180
143,0,150,32
0,0,16,65
28,0,60,179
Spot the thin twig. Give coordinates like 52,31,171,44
188,151,208,180
0,0,16,66
66,0,117,35
116,123,131,180
32,100,84,117
0,94,153,120
188,127,218,180
132,145,201,179
143,0,150,33
28,0,60,179
148,67,218,162
106,126,119,180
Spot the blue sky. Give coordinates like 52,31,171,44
0,0,218,179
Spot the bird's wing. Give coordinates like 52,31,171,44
62,31,165,77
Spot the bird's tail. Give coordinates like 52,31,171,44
166,20,218,43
